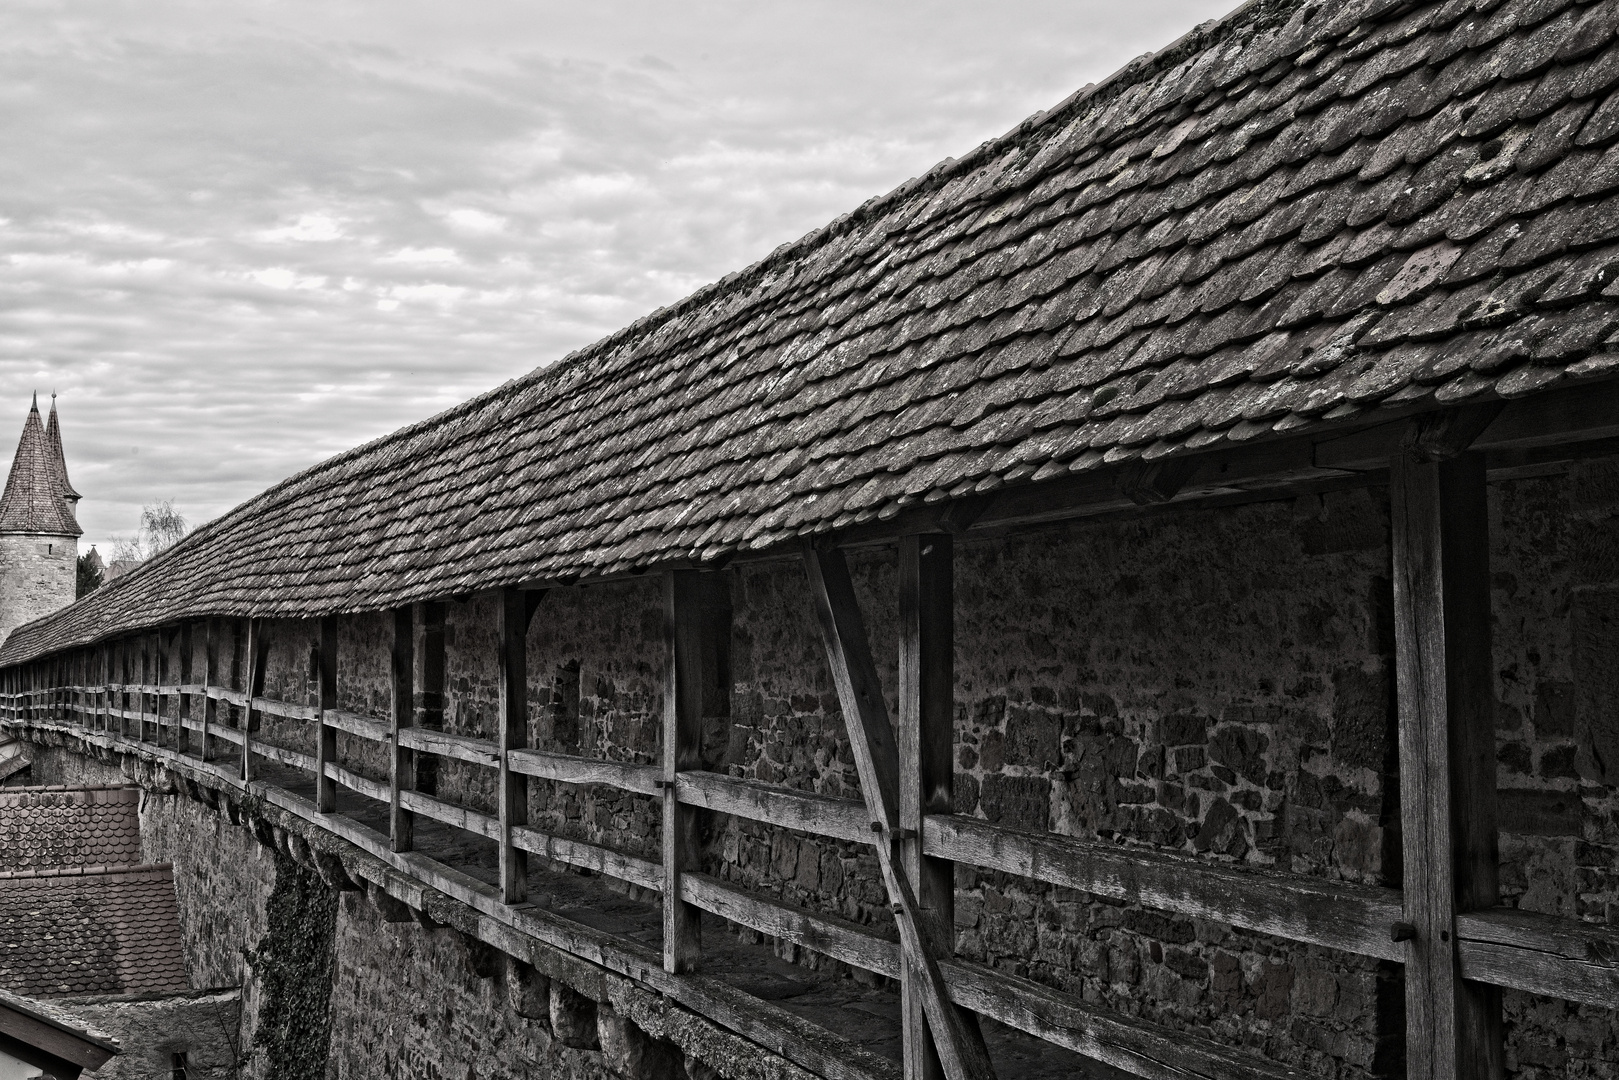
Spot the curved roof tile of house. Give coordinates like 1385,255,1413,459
0,397,82,538
7,0,1619,664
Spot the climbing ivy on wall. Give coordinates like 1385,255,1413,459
247,849,337,1080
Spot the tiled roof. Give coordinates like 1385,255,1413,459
0,786,142,872
0,864,189,998
6,0,1619,663
44,400,80,504
0,397,80,537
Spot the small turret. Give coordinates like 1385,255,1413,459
45,393,81,509
0,395,81,645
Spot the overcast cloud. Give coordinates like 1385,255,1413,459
0,0,1235,554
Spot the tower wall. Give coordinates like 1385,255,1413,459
0,533,77,645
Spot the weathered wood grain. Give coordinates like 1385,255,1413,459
396,726,500,768
498,587,529,905
1457,908,1619,1009
249,738,316,773
398,789,500,841
1390,449,1503,1080
325,761,390,805
391,606,414,852
509,825,661,892
506,748,661,796
674,770,868,843
939,960,1304,1080
923,815,1404,962
899,533,961,1080
316,616,338,813
680,872,901,979
324,709,390,744
664,570,705,974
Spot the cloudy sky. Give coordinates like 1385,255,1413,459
0,0,1235,555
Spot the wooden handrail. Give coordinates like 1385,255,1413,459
675,771,870,844
506,748,660,796
924,813,1405,963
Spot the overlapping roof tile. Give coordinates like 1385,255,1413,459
0,786,142,872
0,864,189,998
6,0,1619,664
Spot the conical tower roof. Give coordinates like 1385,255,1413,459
0,395,82,536
45,395,80,503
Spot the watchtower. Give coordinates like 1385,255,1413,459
0,395,80,645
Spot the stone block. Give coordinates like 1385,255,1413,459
1331,666,1389,771
980,774,1050,830
1209,725,1269,786
1498,788,1582,836
1163,714,1207,746
505,959,550,1020
1004,706,1060,767
550,981,600,1049
598,1008,681,1079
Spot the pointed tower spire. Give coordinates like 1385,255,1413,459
0,400,80,535
44,393,80,504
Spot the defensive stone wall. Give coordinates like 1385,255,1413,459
31,455,1614,1079
0,533,76,648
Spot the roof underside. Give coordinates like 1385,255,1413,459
7,0,1619,664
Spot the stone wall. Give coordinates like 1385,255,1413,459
0,533,76,649
219,459,1618,1077
15,455,1615,1078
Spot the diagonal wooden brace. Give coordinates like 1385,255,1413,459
803,544,997,1080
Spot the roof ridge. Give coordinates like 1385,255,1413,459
0,862,170,881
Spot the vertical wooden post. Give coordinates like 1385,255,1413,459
417,602,445,798
899,535,960,1080
390,606,415,852
157,630,171,748
242,618,268,783
142,635,152,743
201,621,217,762
178,624,193,756
118,642,129,738
663,571,706,974
498,588,535,904
1391,450,1503,1080
316,616,338,812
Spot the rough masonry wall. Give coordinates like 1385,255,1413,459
66,459,1614,1078
1489,459,1619,1078
0,533,76,648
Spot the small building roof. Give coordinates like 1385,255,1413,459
0,786,142,873
5,0,1619,663
0,864,190,998
0,985,120,1077
0,397,80,538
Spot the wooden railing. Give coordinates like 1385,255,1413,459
5,674,1617,1079
3,481,1618,1080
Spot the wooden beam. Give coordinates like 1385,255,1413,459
804,544,996,1080
391,606,414,853
1457,908,1619,1008
499,587,532,904
1390,448,1503,1080
674,771,868,843
200,622,217,762
899,534,964,1080
507,748,661,796
178,624,193,757
663,570,705,974
242,619,268,783
925,815,1403,962
316,616,338,813
396,726,500,767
